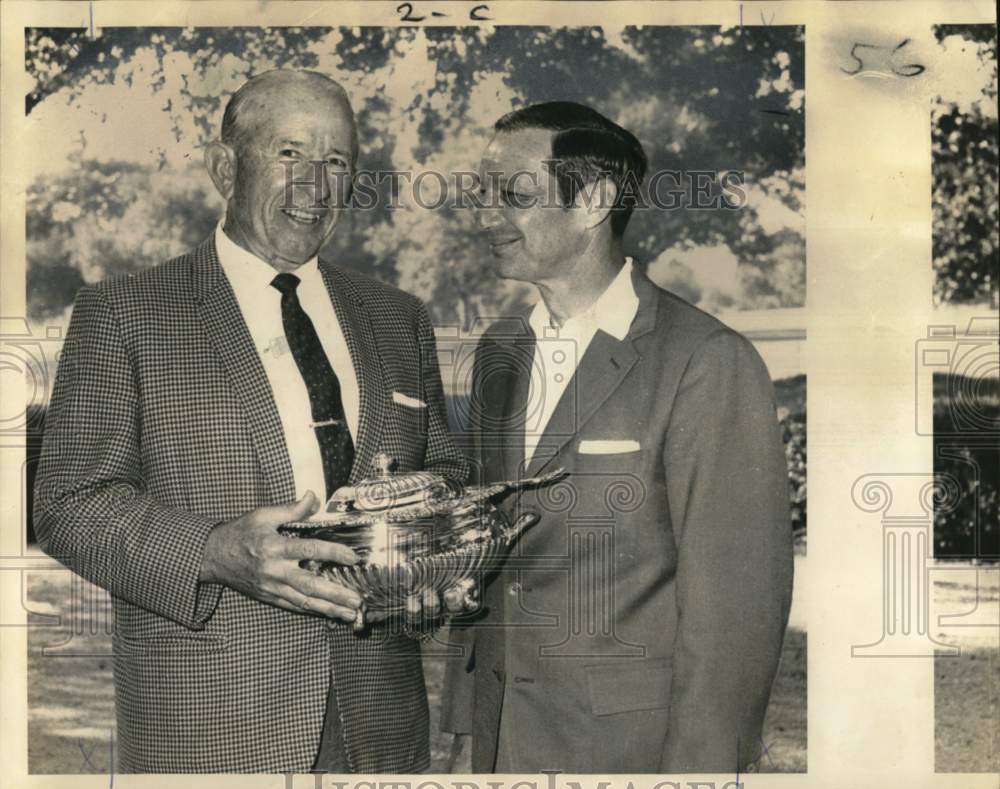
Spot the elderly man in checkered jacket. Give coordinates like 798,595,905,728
34,70,467,773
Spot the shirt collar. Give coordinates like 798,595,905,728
214,221,321,290
529,258,639,341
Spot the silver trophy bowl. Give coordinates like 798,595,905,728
278,453,566,626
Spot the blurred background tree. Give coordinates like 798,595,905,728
931,25,998,308
25,25,805,329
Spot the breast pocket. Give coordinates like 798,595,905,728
567,444,649,568
383,393,429,470
577,439,642,456
570,444,648,517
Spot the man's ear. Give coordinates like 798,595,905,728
204,141,237,201
579,176,617,230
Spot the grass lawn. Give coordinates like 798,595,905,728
935,648,999,772
27,571,808,773
932,563,1000,772
26,571,116,775
760,627,807,772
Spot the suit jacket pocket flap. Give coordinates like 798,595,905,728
578,439,641,455
585,657,672,716
392,390,427,409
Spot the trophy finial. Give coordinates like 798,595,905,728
373,453,395,477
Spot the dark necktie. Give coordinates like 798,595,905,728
271,272,355,499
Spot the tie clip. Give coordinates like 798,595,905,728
310,419,344,429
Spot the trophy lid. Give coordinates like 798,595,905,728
319,453,567,519
345,453,461,512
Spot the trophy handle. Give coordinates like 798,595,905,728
508,511,541,536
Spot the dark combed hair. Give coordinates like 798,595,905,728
494,101,648,238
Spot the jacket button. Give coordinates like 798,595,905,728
508,582,521,596
491,667,503,681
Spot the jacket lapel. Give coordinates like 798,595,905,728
500,336,535,481
476,315,534,482
318,264,387,484
525,268,660,477
190,237,296,504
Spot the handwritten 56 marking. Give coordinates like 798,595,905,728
841,38,927,78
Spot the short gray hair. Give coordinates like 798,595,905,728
220,69,359,162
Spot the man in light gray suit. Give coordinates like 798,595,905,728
443,102,793,773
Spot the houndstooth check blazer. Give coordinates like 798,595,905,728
34,236,467,773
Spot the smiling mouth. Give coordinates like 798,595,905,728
489,236,520,249
282,208,326,226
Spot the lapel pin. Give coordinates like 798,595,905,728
264,336,290,357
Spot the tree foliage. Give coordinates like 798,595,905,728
26,25,805,326
931,25,998,308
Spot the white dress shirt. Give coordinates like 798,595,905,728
215,223,361,502
524,258,640,465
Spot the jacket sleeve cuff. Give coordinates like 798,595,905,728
115,504,226,630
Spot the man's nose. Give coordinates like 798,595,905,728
475,203,502,230
294,160,332,207
314,162,333,206
286,161,332,208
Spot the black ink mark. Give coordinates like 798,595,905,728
759,734,776,770
78,740,98,771
431,10,448,17
760,10,775,26
841,40,926,78
890,37,926,76
735,735,741,787
841,42,879,75
397,2,425,22
892,61,926,77
470,4,491,21
87,0,96,40
761,108,791,116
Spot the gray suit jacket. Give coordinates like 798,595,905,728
34,236,466,772
444,266,793,773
